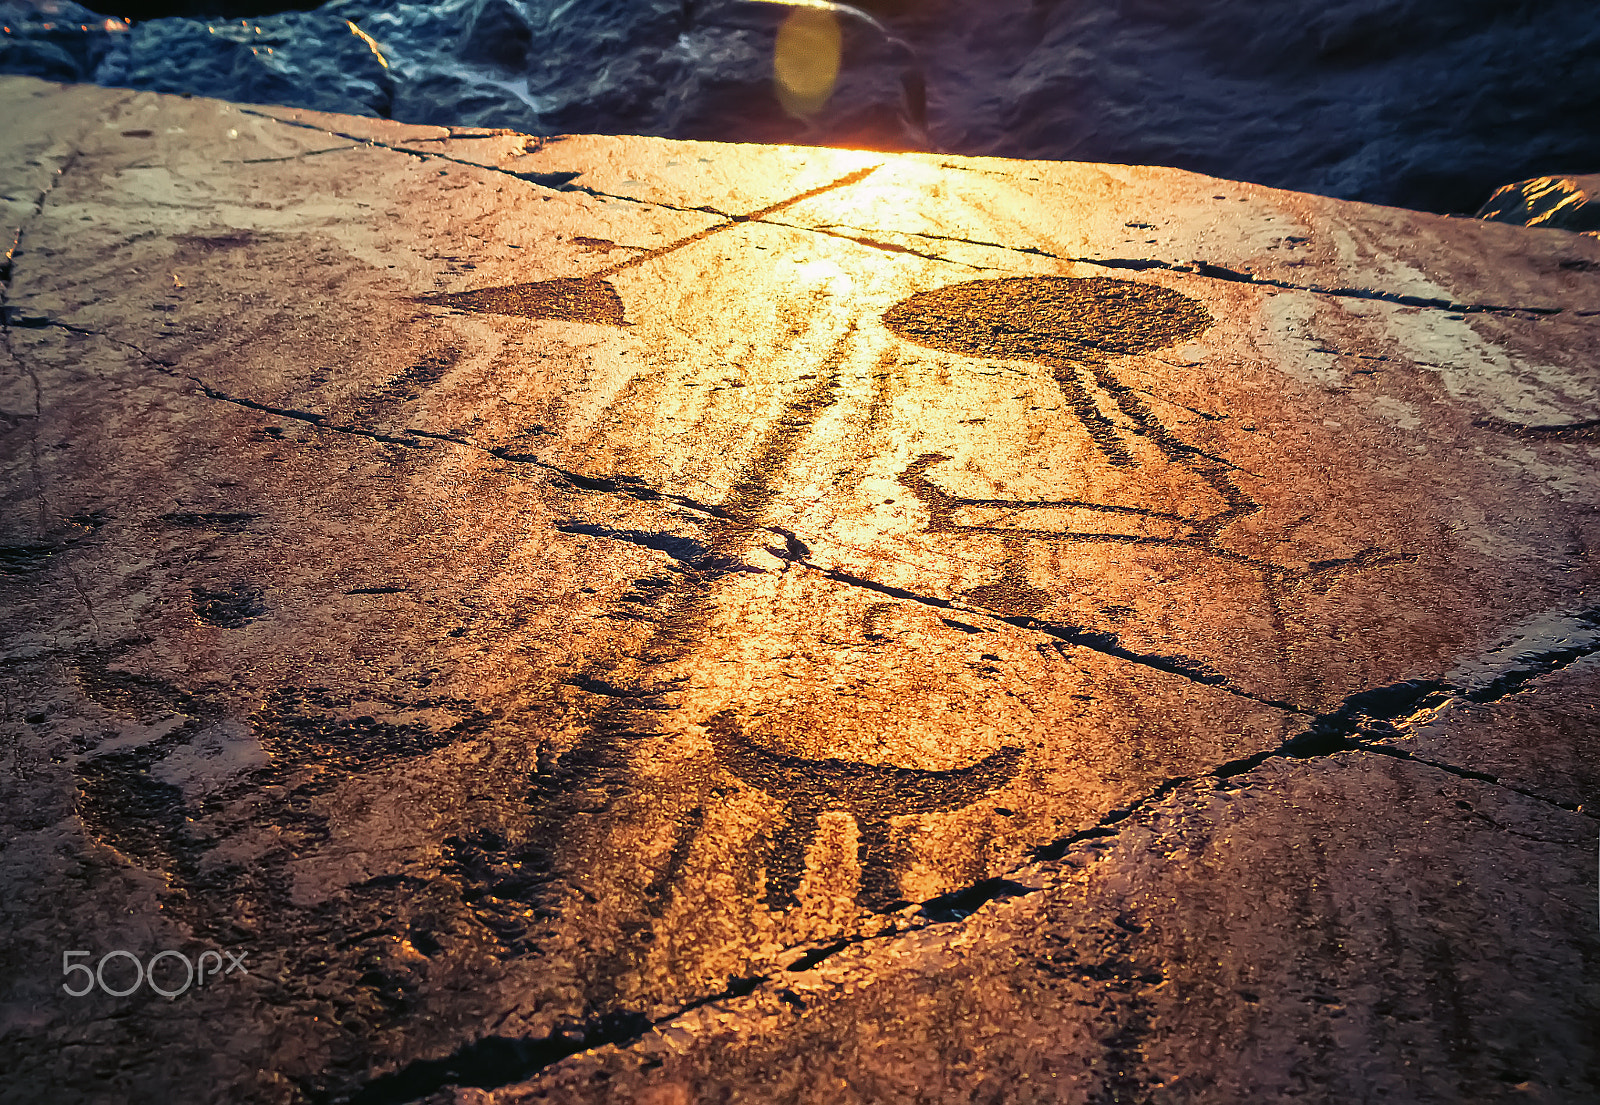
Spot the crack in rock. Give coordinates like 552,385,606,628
338,623,1595,1104
21,243,1594,1104
801,221,1573,317
1473,415,1600,442
452,625,1597,1097
48,319,1594,737
2,314,1327,715
341,980,771,1105
241,105,881,234
1447,610,1600,703
238,108,1573,318
0,155,78,544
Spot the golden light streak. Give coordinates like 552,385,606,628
346,20,389,69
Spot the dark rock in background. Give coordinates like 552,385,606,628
1479,173,1600,234
2,0,1598,213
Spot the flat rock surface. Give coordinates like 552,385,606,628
0,76,1596,1104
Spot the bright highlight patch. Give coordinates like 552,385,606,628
773,8,842,118
347,20,389,69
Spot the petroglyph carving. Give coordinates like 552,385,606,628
881,275,1403,620
883,276,1242,543
707,711,1021,911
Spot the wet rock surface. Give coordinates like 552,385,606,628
3,0,1600,213
1,75,1597,1103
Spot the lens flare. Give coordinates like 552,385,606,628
773,8,842,118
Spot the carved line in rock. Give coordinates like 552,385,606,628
520,325,867,1015
417,164,880,326
881,276,1403,635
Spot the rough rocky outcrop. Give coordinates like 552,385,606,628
1479,173,1600,237
1,75,1597,1104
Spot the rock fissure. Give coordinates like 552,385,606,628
0,159,72,541
233,144,366,165
493,449,1301,710
64,105,1579,329
250,104,1515,322
349,654,1596,1103
240,106,887,249
1473,415,1600,443
5,317,1357,718
3,150,77,332
805,220,1574,316
339,915,956,1103
590,667,1599,1071
340,1011,656,1105
63,323,1596,746
792,557,1303,712
63,324,444,450
762,218,994,269
196,383,436,448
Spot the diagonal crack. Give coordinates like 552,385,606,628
236,107,1577,317
1472,415,1600,443
41,316,1596,734
38,325,1596,824
188,381,433,448
773,222,996,269
340,965,778,1105
785,558,1303,712
36,320,444,450
8,314,1327,716
578,650,1597,1069
31,306,1597,1103
238,106,879,231
789,220,1573,317
71,312,1600,753
240,105,745,216
334,644,1597,1103
488,447,1302,710
3,150,82,539
1030,641,1600,873
231,144,366,165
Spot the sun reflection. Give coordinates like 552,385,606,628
773,7,843,118
789,255,856,295
347,20,389,69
